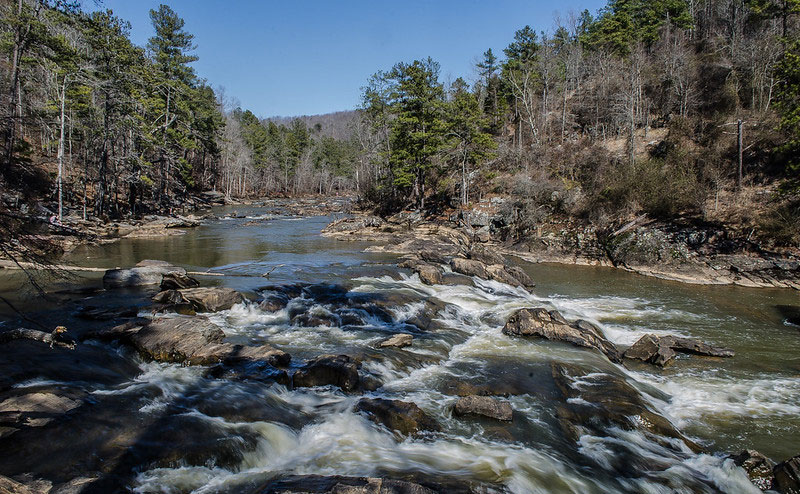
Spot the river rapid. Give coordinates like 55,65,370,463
0,205,798,493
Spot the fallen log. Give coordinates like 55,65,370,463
0,326,76,349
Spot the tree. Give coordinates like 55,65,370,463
385,58,448,209
776,34,800,189
146,4,198,205
447,78,496,206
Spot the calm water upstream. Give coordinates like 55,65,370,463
0,205,798,493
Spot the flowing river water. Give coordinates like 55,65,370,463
0,205,799,493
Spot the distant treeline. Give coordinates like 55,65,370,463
1,0,799,244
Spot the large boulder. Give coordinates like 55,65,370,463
399,259,443,285
505,265,535,288
729,450,775,491
355,398,439,436
128,316,289,367
152,287,246,313
503,308,621,363
293,355,360,391
624,333,735,367
131,316,225,362
466,245,505,266
775,455,800,494
177,287,245,312
452,395,513,422
450,258,489,279
102,261,186,289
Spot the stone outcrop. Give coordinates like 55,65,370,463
503,308,621,363
449,257,533,288
293,354,360,391
102,260,186,289
378,334,413,348
623,333,735,367
452,395,513,422
152,287,245,313
355,398,439,436
729,450,775,491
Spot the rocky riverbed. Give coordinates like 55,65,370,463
0,207,798,493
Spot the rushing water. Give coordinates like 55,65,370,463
0,205,798,493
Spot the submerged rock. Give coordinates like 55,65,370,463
729,449,775,491
293,354,360,391
452,395,513,422
355,398,439,436
623,333,735,367
102,261,186,289
378,333,413,348
551,362,701,453
775,455,800,494
503,308,621,363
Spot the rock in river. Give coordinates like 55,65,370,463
775,454,800,494
293,354,360,391
355,398,439,436
623,333,735,367
378,333,413,348
551,362,701,454
152,287,246,313
452,395,513,422
91,315,290,368
102,260,186,289
729,449,775,491
503,308,622,363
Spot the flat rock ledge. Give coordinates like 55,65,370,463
452,395,513,422
88,315,290,368
623,333,735,367
503,308,621,363
355,398,439,436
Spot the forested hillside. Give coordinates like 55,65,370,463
1,0,799,248
357,0,800,247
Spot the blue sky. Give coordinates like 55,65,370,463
95,1,607,118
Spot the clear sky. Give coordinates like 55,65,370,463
95,0,607,118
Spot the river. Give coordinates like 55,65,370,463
0,205,798,493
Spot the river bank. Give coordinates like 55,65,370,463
321,203,800,290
